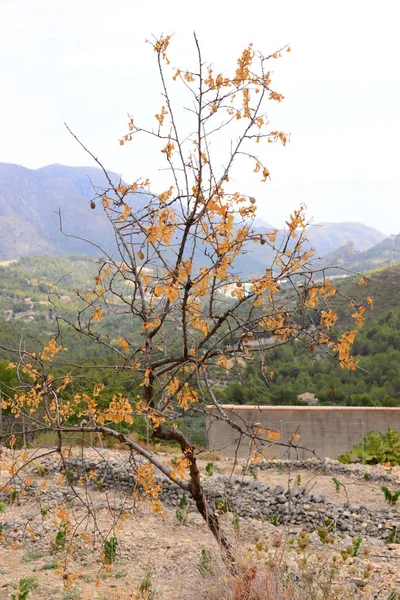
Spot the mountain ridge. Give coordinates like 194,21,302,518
0,163,391,269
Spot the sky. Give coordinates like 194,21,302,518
0,0,399,234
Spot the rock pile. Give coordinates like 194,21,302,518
2,453,398,544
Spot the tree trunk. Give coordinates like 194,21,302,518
155,424,237,569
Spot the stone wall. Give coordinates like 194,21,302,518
206,406,400,459
2,454,399,544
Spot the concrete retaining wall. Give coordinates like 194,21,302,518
205,405,400,459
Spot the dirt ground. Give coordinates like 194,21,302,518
1,448,400,599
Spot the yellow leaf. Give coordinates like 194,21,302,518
267,429,281,441
117,337,129,352
92,308,103,322
121,203,131,219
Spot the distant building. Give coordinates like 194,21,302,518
298,392,318,405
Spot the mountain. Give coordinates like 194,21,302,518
237,221,387,278
313,234,400,275
306,222,386,256
0,163,390,270
0,162,131,259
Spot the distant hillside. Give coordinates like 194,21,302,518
0,163,390,271
306,222,386,256
313,234,400,275
0,254,98,320
1,256,400,406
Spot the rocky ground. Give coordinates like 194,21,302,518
1,446,400,599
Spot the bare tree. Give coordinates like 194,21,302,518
1,34,367,568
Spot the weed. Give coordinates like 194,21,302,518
115,570,127,579
52,521,68,552
9,489,19,505
62,589,80,600
363,472,372,481
295,474,301,486
317,528,329,544
198,547,214,577
215,497,230,513
39,561,58,571
232,512,240,535
40,505,48,517
205,462,220,477
32,461,47,476
22,550,45,563
11,577,38,600
352,535,363,557
270,515,279,527
249,465,258,480
103,536,118,564
64,470,74,484
11,580,29,600
297,531,310,550
176,494,188,524
0,501,5,513
138,569,156,599
332,477,340,494
255,542,268,552
325,518,335,531
387,528,398,544
381,486,400,506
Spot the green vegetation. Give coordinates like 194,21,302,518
197,547,214,577
175,494,188,524
339,428,400,465
1,256,400,454
351,535,363,557
103,536,118,564
205,462,220,477
381,486,400,506
52,521,68,552
137,569,156,600
210,265,400,408
11,577,39,600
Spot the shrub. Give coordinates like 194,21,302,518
338,428,400,465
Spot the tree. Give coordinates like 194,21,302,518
1,34,366,570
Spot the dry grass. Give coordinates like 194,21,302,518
197,450,222,461
194,547,362,600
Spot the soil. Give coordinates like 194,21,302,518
1,448,400,599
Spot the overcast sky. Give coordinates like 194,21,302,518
1,0,399,234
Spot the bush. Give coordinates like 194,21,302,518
338,428,400,465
